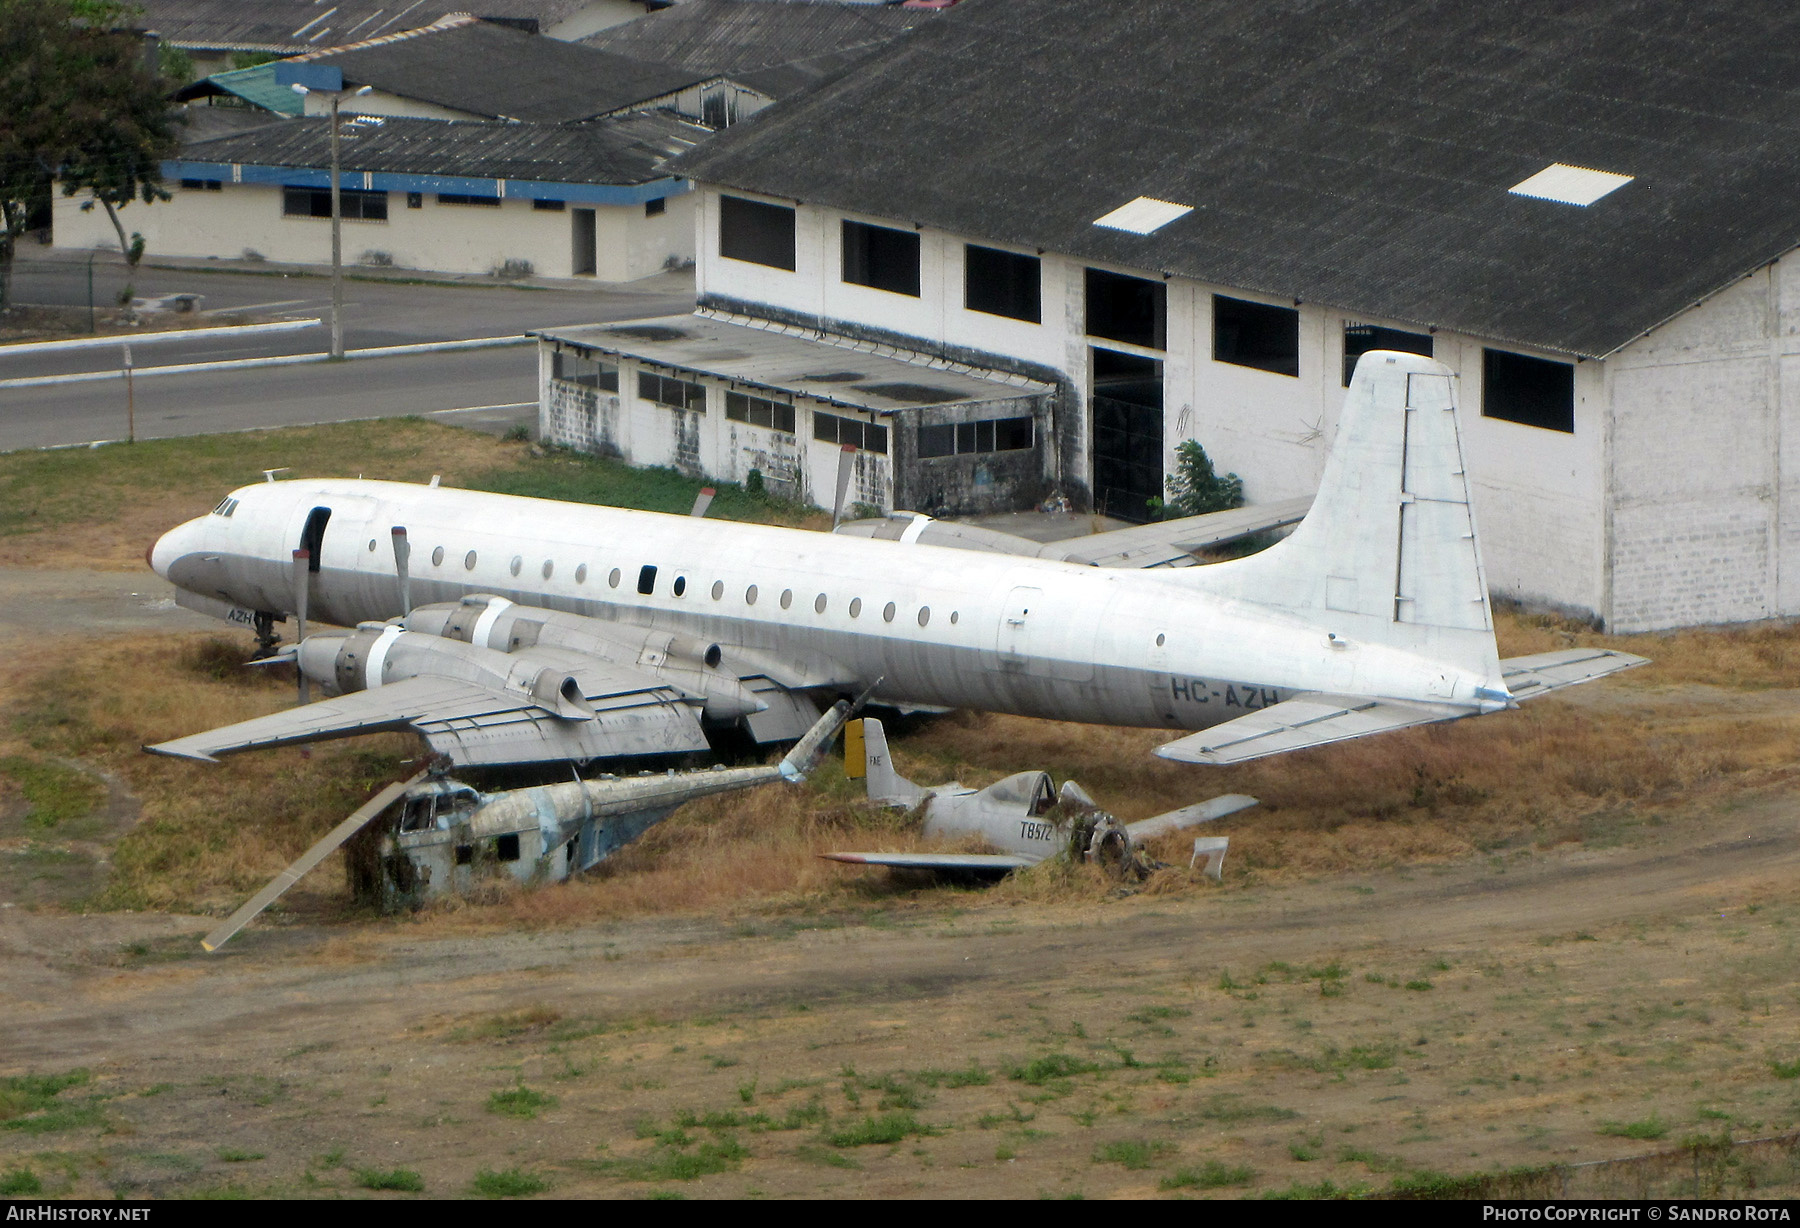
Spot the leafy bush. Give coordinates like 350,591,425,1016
1157,439,1244,518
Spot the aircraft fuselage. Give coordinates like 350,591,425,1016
151,478,1491,734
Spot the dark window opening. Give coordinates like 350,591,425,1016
455,844,473,865
637,564,657,595
917,416,1035,459
672,576,687,597
532,198,565,211
1086,268,1165,349
299,506,331,572
1214,295,1299,377
180,177,221,191
637,371,705,411
814,410,888,455
406,191,422,209
726,391,795,433
496,833,520,862
552,348,619,392
282,186,387,221
645,197,666,217
719,194,795,270
964,244,1040,323
1483,348,1574,433
437,192,500,207
1343,323,1432,386
842,220,920,297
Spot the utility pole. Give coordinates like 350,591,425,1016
329,91,344,359
291,81,369,359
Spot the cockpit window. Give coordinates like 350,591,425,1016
1031,778,1055,816
212,497,239,518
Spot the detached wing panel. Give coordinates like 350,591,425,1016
1154,694,1462,765
1125,793,1258,840
1501,648,1649,701
820,852,1036,872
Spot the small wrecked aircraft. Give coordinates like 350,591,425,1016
148,351,1647,777
820,717,1253,880
199,695,858,951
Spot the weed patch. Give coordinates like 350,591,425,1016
355,1168,424,1192
824,1112,934,1148
1161,1161,1255,1190
470,1167,549,1198
1092,1139,1175,1170
486,1086,557,1119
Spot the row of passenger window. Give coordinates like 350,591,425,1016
417,545,958,627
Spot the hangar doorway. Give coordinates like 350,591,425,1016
1090,347,1163,523
572,209,597,276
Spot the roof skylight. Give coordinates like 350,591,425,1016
1508,163,1634,207
1093,196,1194,235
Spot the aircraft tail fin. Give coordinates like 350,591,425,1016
1183,351,1501,683
849,717,926,806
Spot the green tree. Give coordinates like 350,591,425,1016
1157,439,1244,518
0,0,180,310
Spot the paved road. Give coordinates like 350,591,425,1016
2,348,546,450
1,249,692,379
1,251,694,450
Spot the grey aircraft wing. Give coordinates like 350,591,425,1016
818,851,1037,871
147,669,709,767
834,497,1311,569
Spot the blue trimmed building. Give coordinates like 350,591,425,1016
54,112,702,282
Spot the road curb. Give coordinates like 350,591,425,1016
0,333,533,390
0,318,321,357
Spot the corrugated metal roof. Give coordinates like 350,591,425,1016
673,0,1800,359
581,0,932,95
140,0,596,51
178,113,705,186
538,313,1054,415
198,63,304,116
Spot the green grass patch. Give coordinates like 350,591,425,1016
1007,1053,1108,1085
915,1063,992,1089
1263,1179,1370,1199
465,449,823,527
216,1148,264,1163
1161,1161,1255,1190
1092,1139,1175,1170
0,756,105,829
1598,1115,1668,1141
602,1137,749,1182
355,1168,424,1192
1771,1059,1800,1079
486,1086,557,1119
470,1167,549,1198
0,1169,42,1195
0,1070,106,1135
824,1112,934,1148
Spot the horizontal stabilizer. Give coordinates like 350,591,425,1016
1502,648,1649,700
819,851,1035,871
1155,694,1460,765
1125,793,1258,840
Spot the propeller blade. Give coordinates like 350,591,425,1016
688,487,715,518
291,548,311,704
390,526,412,618
201,770,427,953
831,444,856,530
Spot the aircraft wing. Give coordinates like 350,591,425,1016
1153,694,1463,765
1047,497,1314,568
1124,793,1258,839
1501,648,1649,699
818,851,1037,871
834,497,1310,569
147,671,708,766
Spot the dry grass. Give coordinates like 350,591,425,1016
8,611,1800,924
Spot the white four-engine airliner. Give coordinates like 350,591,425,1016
145,351,1644,768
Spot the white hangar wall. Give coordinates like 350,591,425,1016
1602,260,1800,633
54,181,693,282
691,184,1612,624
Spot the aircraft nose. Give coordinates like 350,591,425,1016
148,518,204,581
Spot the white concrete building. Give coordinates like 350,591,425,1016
56,114,700,282
530,0,1800,633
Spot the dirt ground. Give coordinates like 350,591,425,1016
1,574,1797,1198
